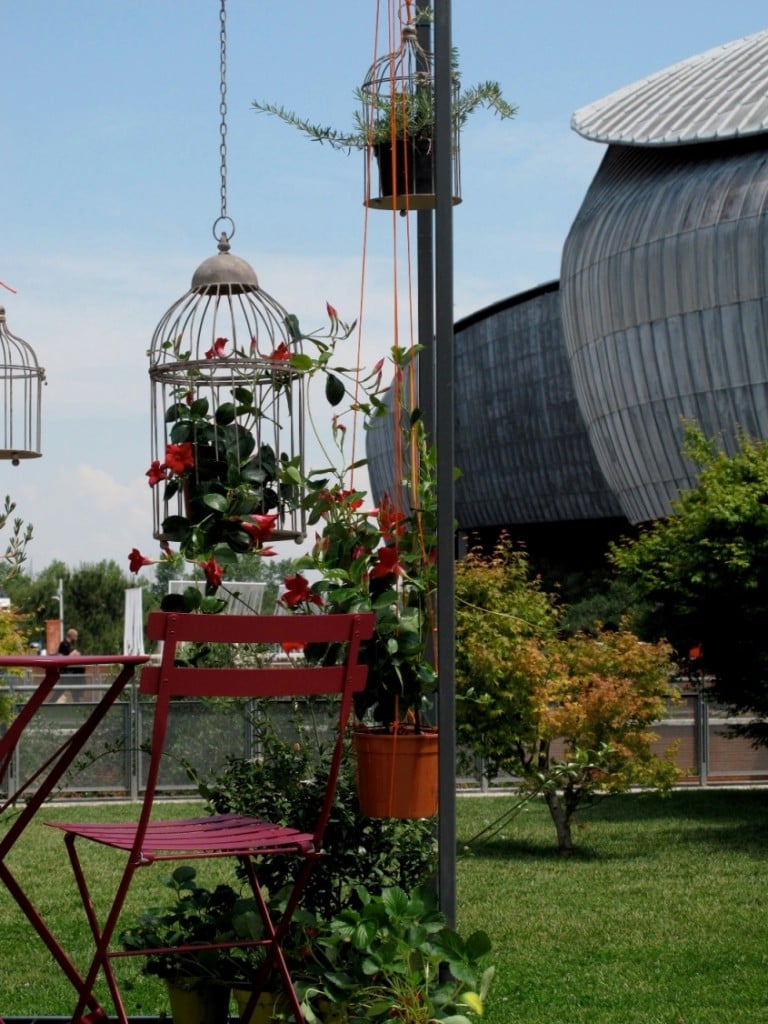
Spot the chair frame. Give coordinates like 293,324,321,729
49,610,374,1024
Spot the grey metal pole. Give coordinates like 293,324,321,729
433,0,457,928
416,8,435,435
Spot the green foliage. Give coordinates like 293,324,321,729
0,495,33,589
197,704,436,920
302,884,493,1024
6,558,135,654
0,607,30,725
120,865,263,988
611,423,768,740
455,537,680,852
252,49,515,152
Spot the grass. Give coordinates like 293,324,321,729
1,790,767,1022
457,789,768,1024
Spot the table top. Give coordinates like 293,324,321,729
0,654,150,668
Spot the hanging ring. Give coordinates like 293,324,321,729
212,216,236,245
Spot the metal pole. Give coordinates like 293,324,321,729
416,8,435,435
433,0,457,928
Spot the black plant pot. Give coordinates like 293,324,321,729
369,137,436,211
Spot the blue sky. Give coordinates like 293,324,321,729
3,1,767,580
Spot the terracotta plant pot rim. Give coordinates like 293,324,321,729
352,723,438,737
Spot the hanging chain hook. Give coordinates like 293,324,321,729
213,0,235,244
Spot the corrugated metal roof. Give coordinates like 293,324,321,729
572,28,768,146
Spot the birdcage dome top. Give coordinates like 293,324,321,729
191,235,260,294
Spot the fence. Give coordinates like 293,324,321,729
1,671,767,801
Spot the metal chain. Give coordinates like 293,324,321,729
219,0,227,221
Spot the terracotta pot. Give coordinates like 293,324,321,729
352,724,438,818
166,981,231,1024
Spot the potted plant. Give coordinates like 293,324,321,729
252,30,515,207
299,883,494,1023
277,341,441,818
120,865,266,1024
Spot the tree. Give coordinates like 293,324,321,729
455,538,680,854
8,559,137,654
610,424,768,745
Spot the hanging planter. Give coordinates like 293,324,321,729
352,723,438,819
251,19,515,213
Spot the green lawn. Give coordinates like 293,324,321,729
1,790,767,1022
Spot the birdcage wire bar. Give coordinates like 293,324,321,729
0,307,45,463
148,246,306,544
362,23,461,210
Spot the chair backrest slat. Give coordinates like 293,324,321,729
140,664,370,699
145,611,371,646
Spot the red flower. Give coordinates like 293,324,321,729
198,557,224,589
281,573,323,609
378,493,407,540
146,460,169,487
164,442,195,475
270,341,291,361
370,546,402,579
205,336,228,359
128,548,154,574
326,300,338,321
240,513,279,547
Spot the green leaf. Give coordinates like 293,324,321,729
215,402,236,425
289,353,314,372
325,373,346,407
202,493,229,512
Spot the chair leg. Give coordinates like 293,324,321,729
239,855,310,1024
64,834,134,1024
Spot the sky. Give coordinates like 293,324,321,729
3,0,767,582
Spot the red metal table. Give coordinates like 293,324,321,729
0,654,149,1022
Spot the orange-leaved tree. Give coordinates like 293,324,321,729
455,537,681,854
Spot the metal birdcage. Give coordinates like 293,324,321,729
148,232,306,544
362,22,461,210
148,0,305,545
0,307,45,464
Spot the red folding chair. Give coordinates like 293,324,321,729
49,610,374,1024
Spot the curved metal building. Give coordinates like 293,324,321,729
562,29,768,523
367,282,622,531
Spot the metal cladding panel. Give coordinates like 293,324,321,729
366,283,623,530
573,29,768,146
561,140,768,523
453,284,621,527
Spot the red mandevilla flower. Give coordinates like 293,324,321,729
240,513,279,547
198,557,224,589
281,573,324,609
326,300,338,321
270,341,291,361
145,460,169,488
378,493,407,540
164,442,195,475
370,546,402,579
205,336,228,359
128,548,153,574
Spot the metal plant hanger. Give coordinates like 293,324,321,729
148,0,305,544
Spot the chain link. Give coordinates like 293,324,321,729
219,0,227,222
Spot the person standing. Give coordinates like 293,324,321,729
58,628,80,657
